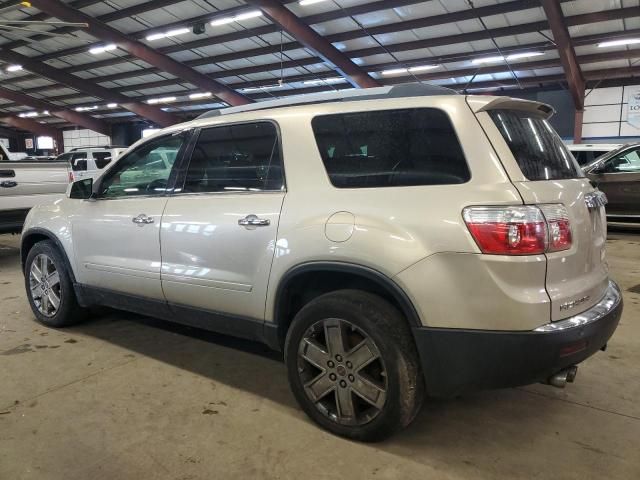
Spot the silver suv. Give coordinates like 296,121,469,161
20,84,623,441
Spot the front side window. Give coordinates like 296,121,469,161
311,108,470,189
489,109,582,180
182,122,283,193
98,135,184,198
600,147,640,173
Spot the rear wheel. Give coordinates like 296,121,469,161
285,290,424,441
24,241,87,327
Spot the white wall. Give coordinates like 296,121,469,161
582,85,640,140
63,129,111,151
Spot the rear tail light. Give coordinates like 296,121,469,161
68,171,74,183
463,204,572,255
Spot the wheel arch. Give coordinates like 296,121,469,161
272,262,421,348
21,228,77,284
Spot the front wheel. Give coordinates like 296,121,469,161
24,240,87,327
285,290,424,442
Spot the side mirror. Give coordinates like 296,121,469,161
69,178,94,199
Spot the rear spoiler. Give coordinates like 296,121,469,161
466,96,555,119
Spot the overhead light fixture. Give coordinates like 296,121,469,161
381,65,439,76
597,38,640,48
472,52,544,64
147,96,177,104
106,103,118,108
89,44,117,55
189,92,212,99
210,10,262,26
146,27,191,41
6,64,22,72
75,105,99,112
299,0,329,5
42,110,49,115
19,112,38,118
240,84,283,93
303,77,344,85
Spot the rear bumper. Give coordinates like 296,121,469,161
413,281,623,397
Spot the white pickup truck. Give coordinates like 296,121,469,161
0,143,29,161
0,157,69,233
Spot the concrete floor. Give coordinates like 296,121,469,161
0,232,639,480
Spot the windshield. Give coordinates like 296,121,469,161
489,109,583,181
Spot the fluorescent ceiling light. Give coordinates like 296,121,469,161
303,77,344,85
146,27,191,41
147,96,177,104
189,92,212,99
6,64,22,72
19,112,38,118
107,103,118,108
89,44,117,54
75,105,99,112
210,10,262,26
381,65,439,75
42,110,49,115
597,38,640,48
299,0,329,5
240,84,283,93
472,52,544,64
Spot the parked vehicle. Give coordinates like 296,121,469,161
57,145,127,181
0,143,28,161
20,84,622,441
0,158,70,233
583,142,640,226
567,143,622,166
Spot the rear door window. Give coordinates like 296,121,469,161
489,109,582,180
311,108,470,188
71,152,88,171
601,146,640,173
92,151,112,169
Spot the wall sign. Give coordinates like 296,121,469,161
628,86,640,130
25,138,34,149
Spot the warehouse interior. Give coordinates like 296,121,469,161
1,1,639,479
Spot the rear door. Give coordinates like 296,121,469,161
475,103,608,321
587,145,640,217
160,121,285,321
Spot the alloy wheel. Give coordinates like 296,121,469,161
297,318,388,426
29,254,61,317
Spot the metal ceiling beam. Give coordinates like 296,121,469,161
0,86,110,135
0,48,179,127
28,0,252,107
0,115,60,139
540,0,585,110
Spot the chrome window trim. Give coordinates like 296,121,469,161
534,281,621,332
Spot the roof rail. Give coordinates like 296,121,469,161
69,145,127,151
196,82,458,120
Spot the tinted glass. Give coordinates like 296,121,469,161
602,147,640,173
71,153,88,171
56,153,73,163
572,150,608,166
98,135,184,198
92,151,112,169
311,108,470,188
489,110,582,180
183,122,283,193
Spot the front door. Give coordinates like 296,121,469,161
71,133,187,300
588,145,640,217
161,122,285,320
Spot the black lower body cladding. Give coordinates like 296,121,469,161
413,282,623,397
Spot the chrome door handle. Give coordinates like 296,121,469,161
0,181,17,188
132,213,154,225
238,214,270,227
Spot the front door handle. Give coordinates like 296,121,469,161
132,213,154,225
238,214,270,227
0,180,17,188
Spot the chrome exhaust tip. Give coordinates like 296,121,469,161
548,366,578,389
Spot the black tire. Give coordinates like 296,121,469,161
24,240,87,327
285,289,424,442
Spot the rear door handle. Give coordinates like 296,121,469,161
0,181,17,188
132,213,154,225
0,170,15,178
238,214,270,227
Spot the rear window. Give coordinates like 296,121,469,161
311,108,470,188
92,151,112,169
489,110,582,180
71,152,88,171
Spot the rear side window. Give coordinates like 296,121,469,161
489,110,582,180
571,150,608,166
183,122,283,193
71,152,87,171
311,108,470,188
92,152,112,169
